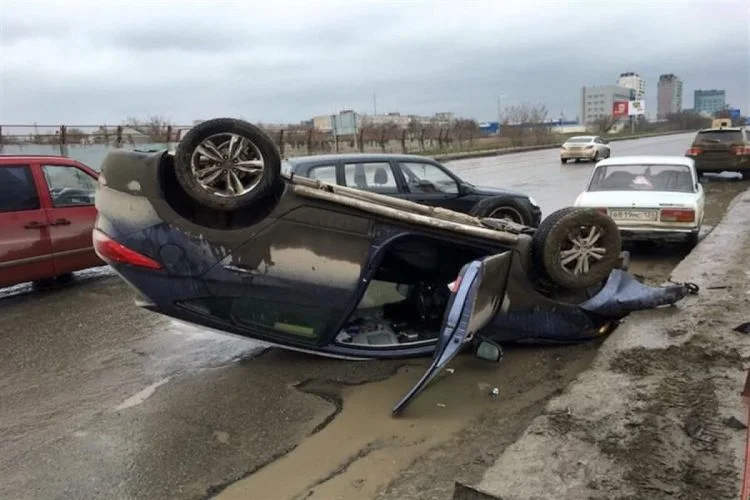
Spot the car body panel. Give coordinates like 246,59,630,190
392,251,512,415
574,156,704,239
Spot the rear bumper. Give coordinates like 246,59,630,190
561,149,597,160
689,155,750,172
617,225,699,240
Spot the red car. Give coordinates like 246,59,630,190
0,155,102,289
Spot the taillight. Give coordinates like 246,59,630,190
686,147,702,156
594,207,608,215
93,230,163,270
731,146,750,156
660,208,695,223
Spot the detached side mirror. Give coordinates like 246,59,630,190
475,339,503,363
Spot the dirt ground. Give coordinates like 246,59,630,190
215,176,750,500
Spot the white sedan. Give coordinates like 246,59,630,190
560,135,611,163
573,156,705,247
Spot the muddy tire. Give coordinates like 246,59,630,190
685,231,700,249
470,195,535,226
174,118,281,211
532,207,621,290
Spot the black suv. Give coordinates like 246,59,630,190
282,153,542,226
685,126,750,179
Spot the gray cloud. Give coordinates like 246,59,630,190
1,0,748,127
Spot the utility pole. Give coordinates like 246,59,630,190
373,92,377,116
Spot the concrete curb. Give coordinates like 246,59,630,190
455,188,750,500
433,130,695,162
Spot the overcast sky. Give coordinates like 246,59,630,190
1,0,748,127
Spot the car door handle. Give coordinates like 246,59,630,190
24,221,48,229
50,218,72,226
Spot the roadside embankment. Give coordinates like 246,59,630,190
457,187,750,500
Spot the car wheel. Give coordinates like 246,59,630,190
532,207,622,290
685,231,700,249
470,195,535,226
561,158,568,164
741,171,750,181
174,118,281,211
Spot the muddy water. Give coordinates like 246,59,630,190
218,344,600,500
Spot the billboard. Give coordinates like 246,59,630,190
612,101,628,118
628,100,646,116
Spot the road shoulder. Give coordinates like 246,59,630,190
461,187,750,500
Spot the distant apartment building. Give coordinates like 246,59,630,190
694,89,726,115
657,74,683,118
580,85,635,124
617,72,645,100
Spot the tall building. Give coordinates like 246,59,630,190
617,72,645,100
657,74,683,118
694,89,726,115
580,85,635,124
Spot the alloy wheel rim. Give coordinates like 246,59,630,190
559,225,607,275
190,133,265,198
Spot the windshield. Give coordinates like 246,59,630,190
565,137,593,144
694,130,743,144
588,164,695,193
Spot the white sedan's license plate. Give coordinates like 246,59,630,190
609,209,658,221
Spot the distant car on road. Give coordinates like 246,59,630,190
685,126,750,180
283,153,542,226
560,135,611,164
573,156,704,248
0,155,101,289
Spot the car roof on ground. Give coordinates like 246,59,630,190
285,153,438,164
595,155,694,167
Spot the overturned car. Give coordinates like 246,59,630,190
93,118,697,414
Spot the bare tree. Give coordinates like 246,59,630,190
502,104,532,146
124,115,173,142
592,115,617,134
528,104,551,145
453,118,479,147
665,111,711,130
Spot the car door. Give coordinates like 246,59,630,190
392,250,512,416
394,160,466,211
0,163,55,288
38,163,101,275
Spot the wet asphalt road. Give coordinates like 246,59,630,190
1,132,742,500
